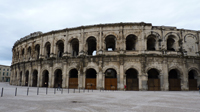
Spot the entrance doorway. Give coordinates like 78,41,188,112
105,69,117,90
147,69,160,91
85,68,96,89
188,70,198,91
54,69,62,88
69,69,78,88
32,70,38,87
168,69,181,91
126,68,138,91
42,70,49,87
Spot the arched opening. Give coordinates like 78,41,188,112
20,71,22,86
45,42,51,58
126,35,137,50
71,39,79,57
27,47,31,60
168,69,181,91
69,69,78,88
87,37,97,56
167,36,175,51
54,69,62,88
147,69,160,91
25,71,29,86
105,68,117,90
35,44,40,59
42,70,49,87
56,40,64,58
126,68,138,91
32,70,38,87
188,70,198,91
85,68,97,89
105,35,116,51
147,35,156,50
21,49,24,57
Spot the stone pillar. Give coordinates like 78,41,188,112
78,71,83,88
119,64,124,90
29,68,32,87
82,72,86,89
159,74,164,90
102,74,105,89
49,66,53,88
138,75,142,90
182,60,188,90
62,63,67,88
123,74,126,88
37,65,41,87
162,58,169,91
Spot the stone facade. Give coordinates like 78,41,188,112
10,22,200,91
0,65,11,82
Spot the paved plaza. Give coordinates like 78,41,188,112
0,82,200,112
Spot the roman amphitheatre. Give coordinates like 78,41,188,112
10,22,200,91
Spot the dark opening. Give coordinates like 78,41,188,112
126,68,138,79
25,71,29,86
28,47,31,60
54,69,62,88
86,68,97,78
105,35,116,51
69,69,78,78
45,42,51,58
87,37,97,55
35,44,40,59
169,69,179,79
148,69,159,79
42,70,49,87
105,69,117,78
57,40,64,58
32,70,38,87
71,39,79,57
188,70,196,79
126,35,137,50
147,35,156,50
167,37,175,51
22,49,24,56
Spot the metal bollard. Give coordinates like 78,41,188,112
15,88,17,96
27,88,29,96
46,87,48,95
1,88,3,97
37,87,39,95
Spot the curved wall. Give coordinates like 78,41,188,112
11,22,200,91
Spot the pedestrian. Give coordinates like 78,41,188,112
57,83,61,91
124,85,126,91
198,85,200,94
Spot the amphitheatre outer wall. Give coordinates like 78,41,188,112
11,22,200,91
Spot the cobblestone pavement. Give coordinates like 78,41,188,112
0,82,200,112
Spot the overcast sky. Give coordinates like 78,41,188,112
0,0,200,66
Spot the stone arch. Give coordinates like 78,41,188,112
104,68,117,90
145,66,162,75
44,41,51,58
25,70,29,86
54,69,62,88
145,31,161,39
35,44,40,59
32,69,38,87
124,65,140,75
164,32,180,40
70,38,79,57
184,33,197,42
85,35,98,42
86,36,97,55
103,32,119,40
168,66,183,77
188,67,200,76
56,40,64,58
126,34,138,50
125,68,139,91
42,70,49,87
103,65,119,75
104,35,117,51
168,67,183,91
68,37,80,43
85,68,97,89
68,68,78,88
